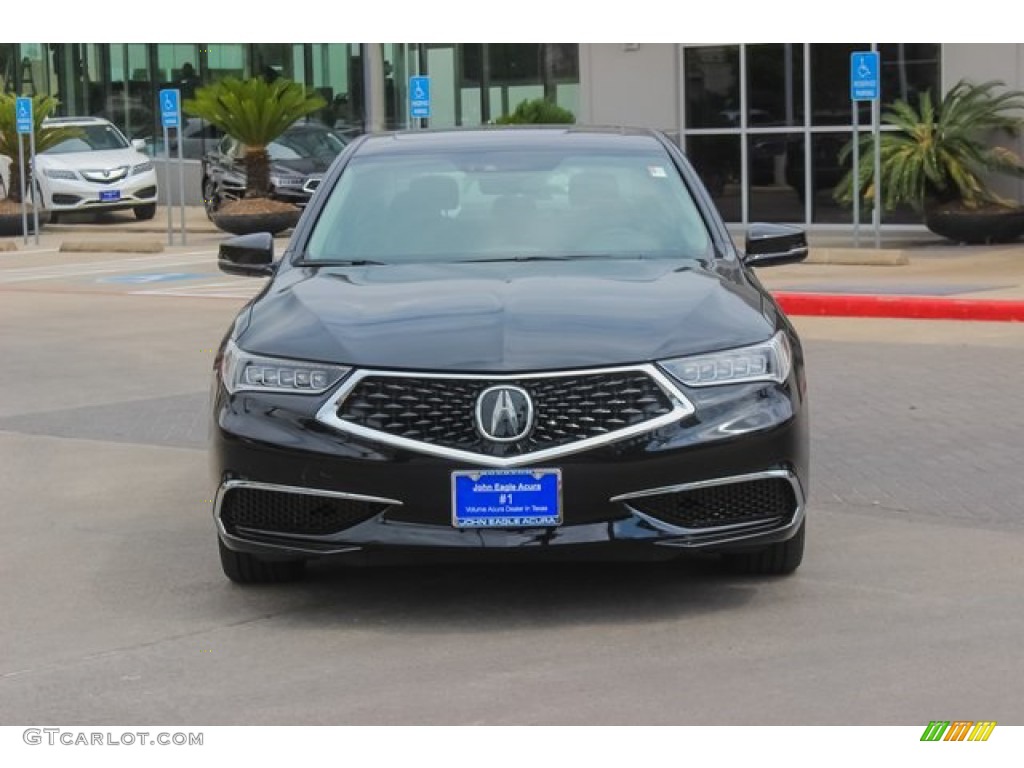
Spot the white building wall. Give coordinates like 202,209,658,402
943,44,1024,202
578,44,679,137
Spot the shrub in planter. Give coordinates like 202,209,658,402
184,77,325,235
495,98,575,125
0,94,80,234
834,80,1024,243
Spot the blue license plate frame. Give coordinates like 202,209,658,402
99,190,121,202
451,468,562,528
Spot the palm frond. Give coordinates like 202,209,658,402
0,94,83,202
183,77,325,199
834,79,1024,212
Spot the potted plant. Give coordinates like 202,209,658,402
495,98,575,125
0,94,80,236
184,76,325,236
835,80,1024,244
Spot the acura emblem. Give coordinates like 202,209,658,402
476,385,533,442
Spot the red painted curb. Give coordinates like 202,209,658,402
772,292,1024,322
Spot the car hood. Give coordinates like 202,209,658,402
37,147,148,171
240,259,773,371
272,156,335,176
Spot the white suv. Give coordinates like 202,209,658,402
34,117,158,222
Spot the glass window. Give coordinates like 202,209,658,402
747,44,804,127
306,146,711,262
426,46,456,128
685,46,740,129
810,43,871,126
685,134,741,222
206,44,244,81
268,125,348,161
748,134,805,223
106,44,153,142
810,131,859,223
45,123,130,154
878,43,941,105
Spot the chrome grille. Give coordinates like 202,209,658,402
336,370,676,457
81,166,129,183
625,477,797,529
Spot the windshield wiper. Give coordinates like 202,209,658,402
458,255,573,263
296,259,389,267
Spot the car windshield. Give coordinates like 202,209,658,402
44,124,129,154
268,126,348,161
304,147,712,263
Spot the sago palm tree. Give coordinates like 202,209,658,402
184,76,326,200
0,94,81,203
835,80,1024,212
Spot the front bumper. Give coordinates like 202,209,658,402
210,368,809,562
43,170,158,212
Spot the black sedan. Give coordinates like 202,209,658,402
200,121,348,219
210,127,810,583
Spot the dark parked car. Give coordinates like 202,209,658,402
210,127,810,584
200,121,348,219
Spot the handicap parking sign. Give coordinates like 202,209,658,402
16,97,33,134
160,88,181,128
410,76,431,119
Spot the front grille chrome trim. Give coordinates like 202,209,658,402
612,469,806,547
314,365,696,468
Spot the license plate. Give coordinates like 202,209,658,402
99,190,121,202
451,468,561,528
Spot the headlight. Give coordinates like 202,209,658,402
44,168,77,180
270,174,304,187
130,161,154,175
220,341,350,394
659,331,792,387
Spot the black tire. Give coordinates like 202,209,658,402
218,539,306,584
134,203,157,221
722,520,805,576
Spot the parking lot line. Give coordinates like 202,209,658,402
0,253,218,283
133,280,264,299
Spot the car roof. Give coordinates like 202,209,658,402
354,126,667,156
42,116,115,127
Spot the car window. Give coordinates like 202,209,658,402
305,148,711,263
44,124,130,154
269,127,348,161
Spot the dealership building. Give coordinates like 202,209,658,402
2,43,1021,226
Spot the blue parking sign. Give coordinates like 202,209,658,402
16,97,33,134
160,88,181,128
410,76,431,119
850,52,880,101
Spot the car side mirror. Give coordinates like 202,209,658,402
743,223,808,267
131,138,147,152
219,233,276,277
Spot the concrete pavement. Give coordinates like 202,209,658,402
2,206,1024,319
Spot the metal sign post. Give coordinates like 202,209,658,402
29,122,39,246
176,119,186,247
159,89,182,245
852,101,860,248
410,76,431,128
850,51,881,249
15,96,33,245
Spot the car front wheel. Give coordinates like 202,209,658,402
134,203,157,221
218,539,306,584
203,177,221,221
722,520,805,576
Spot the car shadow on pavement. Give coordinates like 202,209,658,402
221,556,769,632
